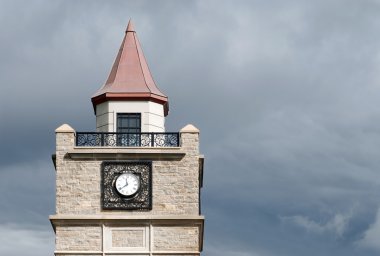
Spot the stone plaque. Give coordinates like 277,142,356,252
112,230,144,247
104,226,149,252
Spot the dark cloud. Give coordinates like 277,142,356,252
1,0,380,255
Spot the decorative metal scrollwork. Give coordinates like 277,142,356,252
76,133,101,147
76,132,180,147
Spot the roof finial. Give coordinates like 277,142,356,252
126,19,135,32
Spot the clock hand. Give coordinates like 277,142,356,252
118,177,129,189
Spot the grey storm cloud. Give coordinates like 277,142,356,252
1,0,380,255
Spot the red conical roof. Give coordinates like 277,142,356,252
92,20,169,116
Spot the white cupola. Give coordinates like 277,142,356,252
91,20,169,133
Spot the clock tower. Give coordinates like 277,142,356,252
51,20,204,256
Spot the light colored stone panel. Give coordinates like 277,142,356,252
56,161,102,214
105,255,149,256
112,229,144,247
153,226,199,251
56,255,102,256
152,255,198,256
105,226,149,251
56,225,102,251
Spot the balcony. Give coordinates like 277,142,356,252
76,132,180,147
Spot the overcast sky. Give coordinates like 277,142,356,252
2,0,380,255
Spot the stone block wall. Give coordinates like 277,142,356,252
112,229,145,247
53,124,203,255
55,128,200,216
56,225,102,251
54,223,202,255
153,226,199,251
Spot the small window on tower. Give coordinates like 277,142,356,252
117,113,141,133
117,113,141,146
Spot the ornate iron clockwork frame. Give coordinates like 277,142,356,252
101,161,152,210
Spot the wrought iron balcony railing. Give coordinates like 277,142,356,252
76,132,180,147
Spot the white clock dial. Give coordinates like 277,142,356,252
115,173,140,196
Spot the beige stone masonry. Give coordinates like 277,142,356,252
54,124,202,216
55,254,102,256
154,226,199,251
67,147,185,161
53,123,204,255
112,229,145,247
56,225,102,251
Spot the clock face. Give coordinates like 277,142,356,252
102,161,152,210
115,173,140,197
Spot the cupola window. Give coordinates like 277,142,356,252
117,113,141,133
